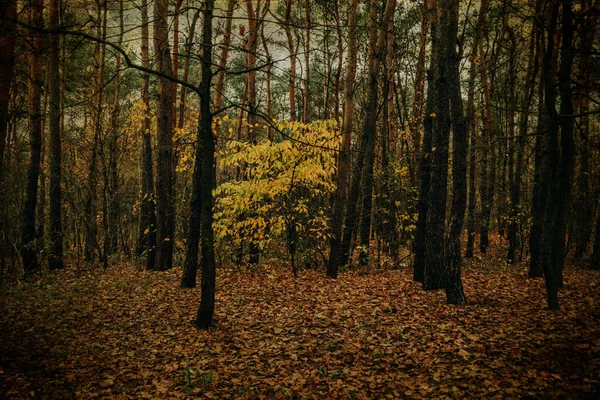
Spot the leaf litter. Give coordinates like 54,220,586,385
0,258,599,399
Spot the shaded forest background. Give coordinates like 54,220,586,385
0,0,599,326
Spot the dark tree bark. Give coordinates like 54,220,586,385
423,0,451,291
154,0,175,271
338,0,380,269
48,0,63,270
21,0,44,276
414,0,437,283
572,4,596,258
327,0,358,278
195,0,217,329
445,0,467,304
358,0,396,267
181,12,203,289
137,0,157,270
539,0,575,309
409,0,430,186
529,0,547,278
0,0,16,179
591,202,600,270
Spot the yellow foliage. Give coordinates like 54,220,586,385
214,119,339,253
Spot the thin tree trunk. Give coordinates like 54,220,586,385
508,21,538,263
84,0,107,263
591,200,600,269
181,10,204,289
21,0,44,276
445,0,467,304
260,2,272,139
327,0,357,278
48,0,63,270
137,0,157,269
572,3,596,258
423,0,451,291
0,0,17,179
302,0,311,123
413,0,437,283
154,0,175,271
409,0,430,186
107,0,124,256
178,9,200,131
214,0,236,112
358,0,396,267
478,36,496,254
195,0,217,329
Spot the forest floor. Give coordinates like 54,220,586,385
1,246,599,399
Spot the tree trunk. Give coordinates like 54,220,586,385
409,0,430,186
48,0,63,270
302,0,311,123
327,0,357,278
107,0,124,257
0,0,16,179
137,0,157,270
181,11,203,288
84,0,107,263
413,0,437,283
21,0,44,276
591,200,600,270
478,36,496,254
358,0,396,267
214,0,236,112
154,0,175,271
195,0,217,329
508,19,538,264
423,0,450,291
444,0,467,304
572,3,596,258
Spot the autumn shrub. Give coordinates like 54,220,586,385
213,119,339,271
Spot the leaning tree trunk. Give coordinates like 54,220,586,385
154,0,175,271
21,0,44,276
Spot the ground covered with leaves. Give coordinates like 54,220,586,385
1,256,599,399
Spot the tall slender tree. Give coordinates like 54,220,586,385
195,0,217,329
21,0,45,275
48,0,63,270
154,0,175,271
327,0,358,278
137,0,157,270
